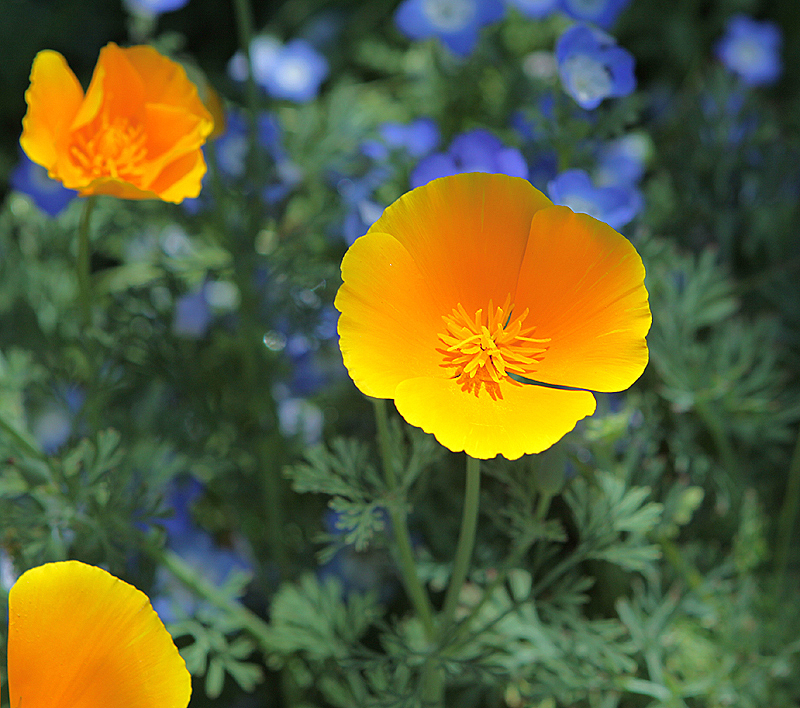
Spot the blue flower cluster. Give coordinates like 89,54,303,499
394,0,632,57
10,152,76,216
410,128,528,188
229,35,329,102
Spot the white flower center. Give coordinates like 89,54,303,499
422,0,475,31
563,54,612,105
276,57,313,92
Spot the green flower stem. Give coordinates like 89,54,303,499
231,0,263,188
77,196,97,327
439,454,481,632
155,546,274,650
774,423,800,599
373,398,436,640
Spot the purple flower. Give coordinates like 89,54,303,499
10,152,76,216
410,128,528,189
394,0,505,57
715,14,782,87
547,168,642,230
558,0,630,29
556,24,636,109
506,0,558,18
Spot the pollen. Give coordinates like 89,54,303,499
438,295,549,395
70,110,148,182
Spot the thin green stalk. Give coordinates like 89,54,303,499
231,0,263,188
77,196,97,327
439,455,481,631
774,424,800,598
373,399,436,640
155,547,274,650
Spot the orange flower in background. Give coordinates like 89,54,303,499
4,560,191,708
20,42,214,203
335,173,651,460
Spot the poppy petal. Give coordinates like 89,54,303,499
336,231,445,398
20,50,84,172
8,561,191,708
514,206,651,392
395,376,596,460
367,172,553,315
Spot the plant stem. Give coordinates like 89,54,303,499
77,196,96,327
439,455,481,631
155,547,274,650
774,424,800,599
373,399,436,640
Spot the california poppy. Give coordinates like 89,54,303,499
4,560,191,708
20,43,214,203
335,172,651,460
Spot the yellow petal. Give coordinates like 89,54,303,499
367,173,553,315
394,377,596,459
8,560,191,708
514,206,651,392
336,231,445,398
20,50,84,172
147,149,209,202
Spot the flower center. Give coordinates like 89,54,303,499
423,0,475,32
70,110,148,183
438,295,549,397
563,53,613,105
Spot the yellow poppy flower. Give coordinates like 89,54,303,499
4,560,191,708
335,173,651,460
20,42,214,203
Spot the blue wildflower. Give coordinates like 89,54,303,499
594,133,650,187
715,14,782,87
173,286,212,339
394,0,505,57
410,128,528,189
547,168,642,230
558,0,630,29
556,24,635,109
10,152,76,217
507,0,558,19
229,36,328,102
123,0,189,15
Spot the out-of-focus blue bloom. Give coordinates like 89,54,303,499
556,24,635,109
153,477,252,623
394,0,505,57
410,128,528,189
173,286,212,338
336,167,391,244
715,14,782,87
123,0,189,15
558,0,630,29
548,168,642,230
229,36,329,102
10,152,76,217
381,118,441,158
29,384,84,455
507,0,558,19
594,133,650,187
262,39,329,102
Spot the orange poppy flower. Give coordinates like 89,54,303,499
20,42,214,203
335,173,651,460
4,560,191,708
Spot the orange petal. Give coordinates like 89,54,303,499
147,149,208,202
20,50,84,172
8,560,191,708
71,43,146,131
336,231,446,398
394,377,597,460
123,45,213,127
367,173,553,315
514,206,651,393
76,176,162,200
